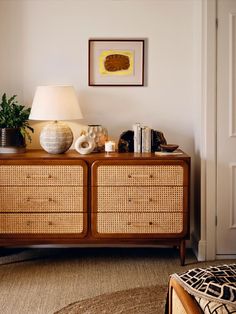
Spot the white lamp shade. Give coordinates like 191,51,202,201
29,85,83,121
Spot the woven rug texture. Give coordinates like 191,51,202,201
0,248,235,314
55,285,167,314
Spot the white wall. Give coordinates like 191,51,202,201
0,0,202,242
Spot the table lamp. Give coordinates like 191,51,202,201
29,85,83,154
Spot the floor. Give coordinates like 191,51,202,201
0,247,234,314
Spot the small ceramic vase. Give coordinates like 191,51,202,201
0,127,26,153
87,125,108,152
74,135,95,155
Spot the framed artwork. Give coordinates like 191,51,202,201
88,39,144,86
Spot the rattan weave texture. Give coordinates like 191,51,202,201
0,213,84,233
0,165,84,186
96,164,185,235
0,186,83,212
97,165,184,186
97,186,184,212
0,165,85,234
97,212,183,234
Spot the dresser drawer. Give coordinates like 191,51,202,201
0,213,84,234
95,164,185,186
0,187,84,212
0,165,84,186
95,186,186,212
94,212,185,235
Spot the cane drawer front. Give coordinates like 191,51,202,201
93,161,187,187
95,212,186,236
0,186,83,212
0,165,84,186
92,160,189,238
0,213,84,233
95,186,187,213
0,161,88,237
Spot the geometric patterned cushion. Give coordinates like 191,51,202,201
195,296,236,313
171,264,236,312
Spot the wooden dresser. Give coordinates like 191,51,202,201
0,150,190,265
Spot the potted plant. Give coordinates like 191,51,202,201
0,93,34,153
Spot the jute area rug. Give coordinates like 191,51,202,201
55,285,167,314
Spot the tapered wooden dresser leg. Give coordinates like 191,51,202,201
180,239,185,266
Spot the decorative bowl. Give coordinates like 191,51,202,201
160,144,179,152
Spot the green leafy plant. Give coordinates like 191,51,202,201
0,93,34,142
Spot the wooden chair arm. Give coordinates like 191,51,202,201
168,277,203,314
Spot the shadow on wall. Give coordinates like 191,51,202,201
78,89,148,140
0,1,25,97
78,89,195,150
25,89,143,150
191,147,201,248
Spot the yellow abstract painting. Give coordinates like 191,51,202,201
99,50,134,76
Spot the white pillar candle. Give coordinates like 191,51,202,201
105,141,116,152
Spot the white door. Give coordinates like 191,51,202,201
217,0,236,256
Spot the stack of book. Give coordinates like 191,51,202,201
133,123,151,153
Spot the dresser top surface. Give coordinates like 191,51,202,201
0,149,190,162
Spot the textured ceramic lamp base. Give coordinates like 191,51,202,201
40,121,73,154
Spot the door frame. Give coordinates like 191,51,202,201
199,0,217,261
